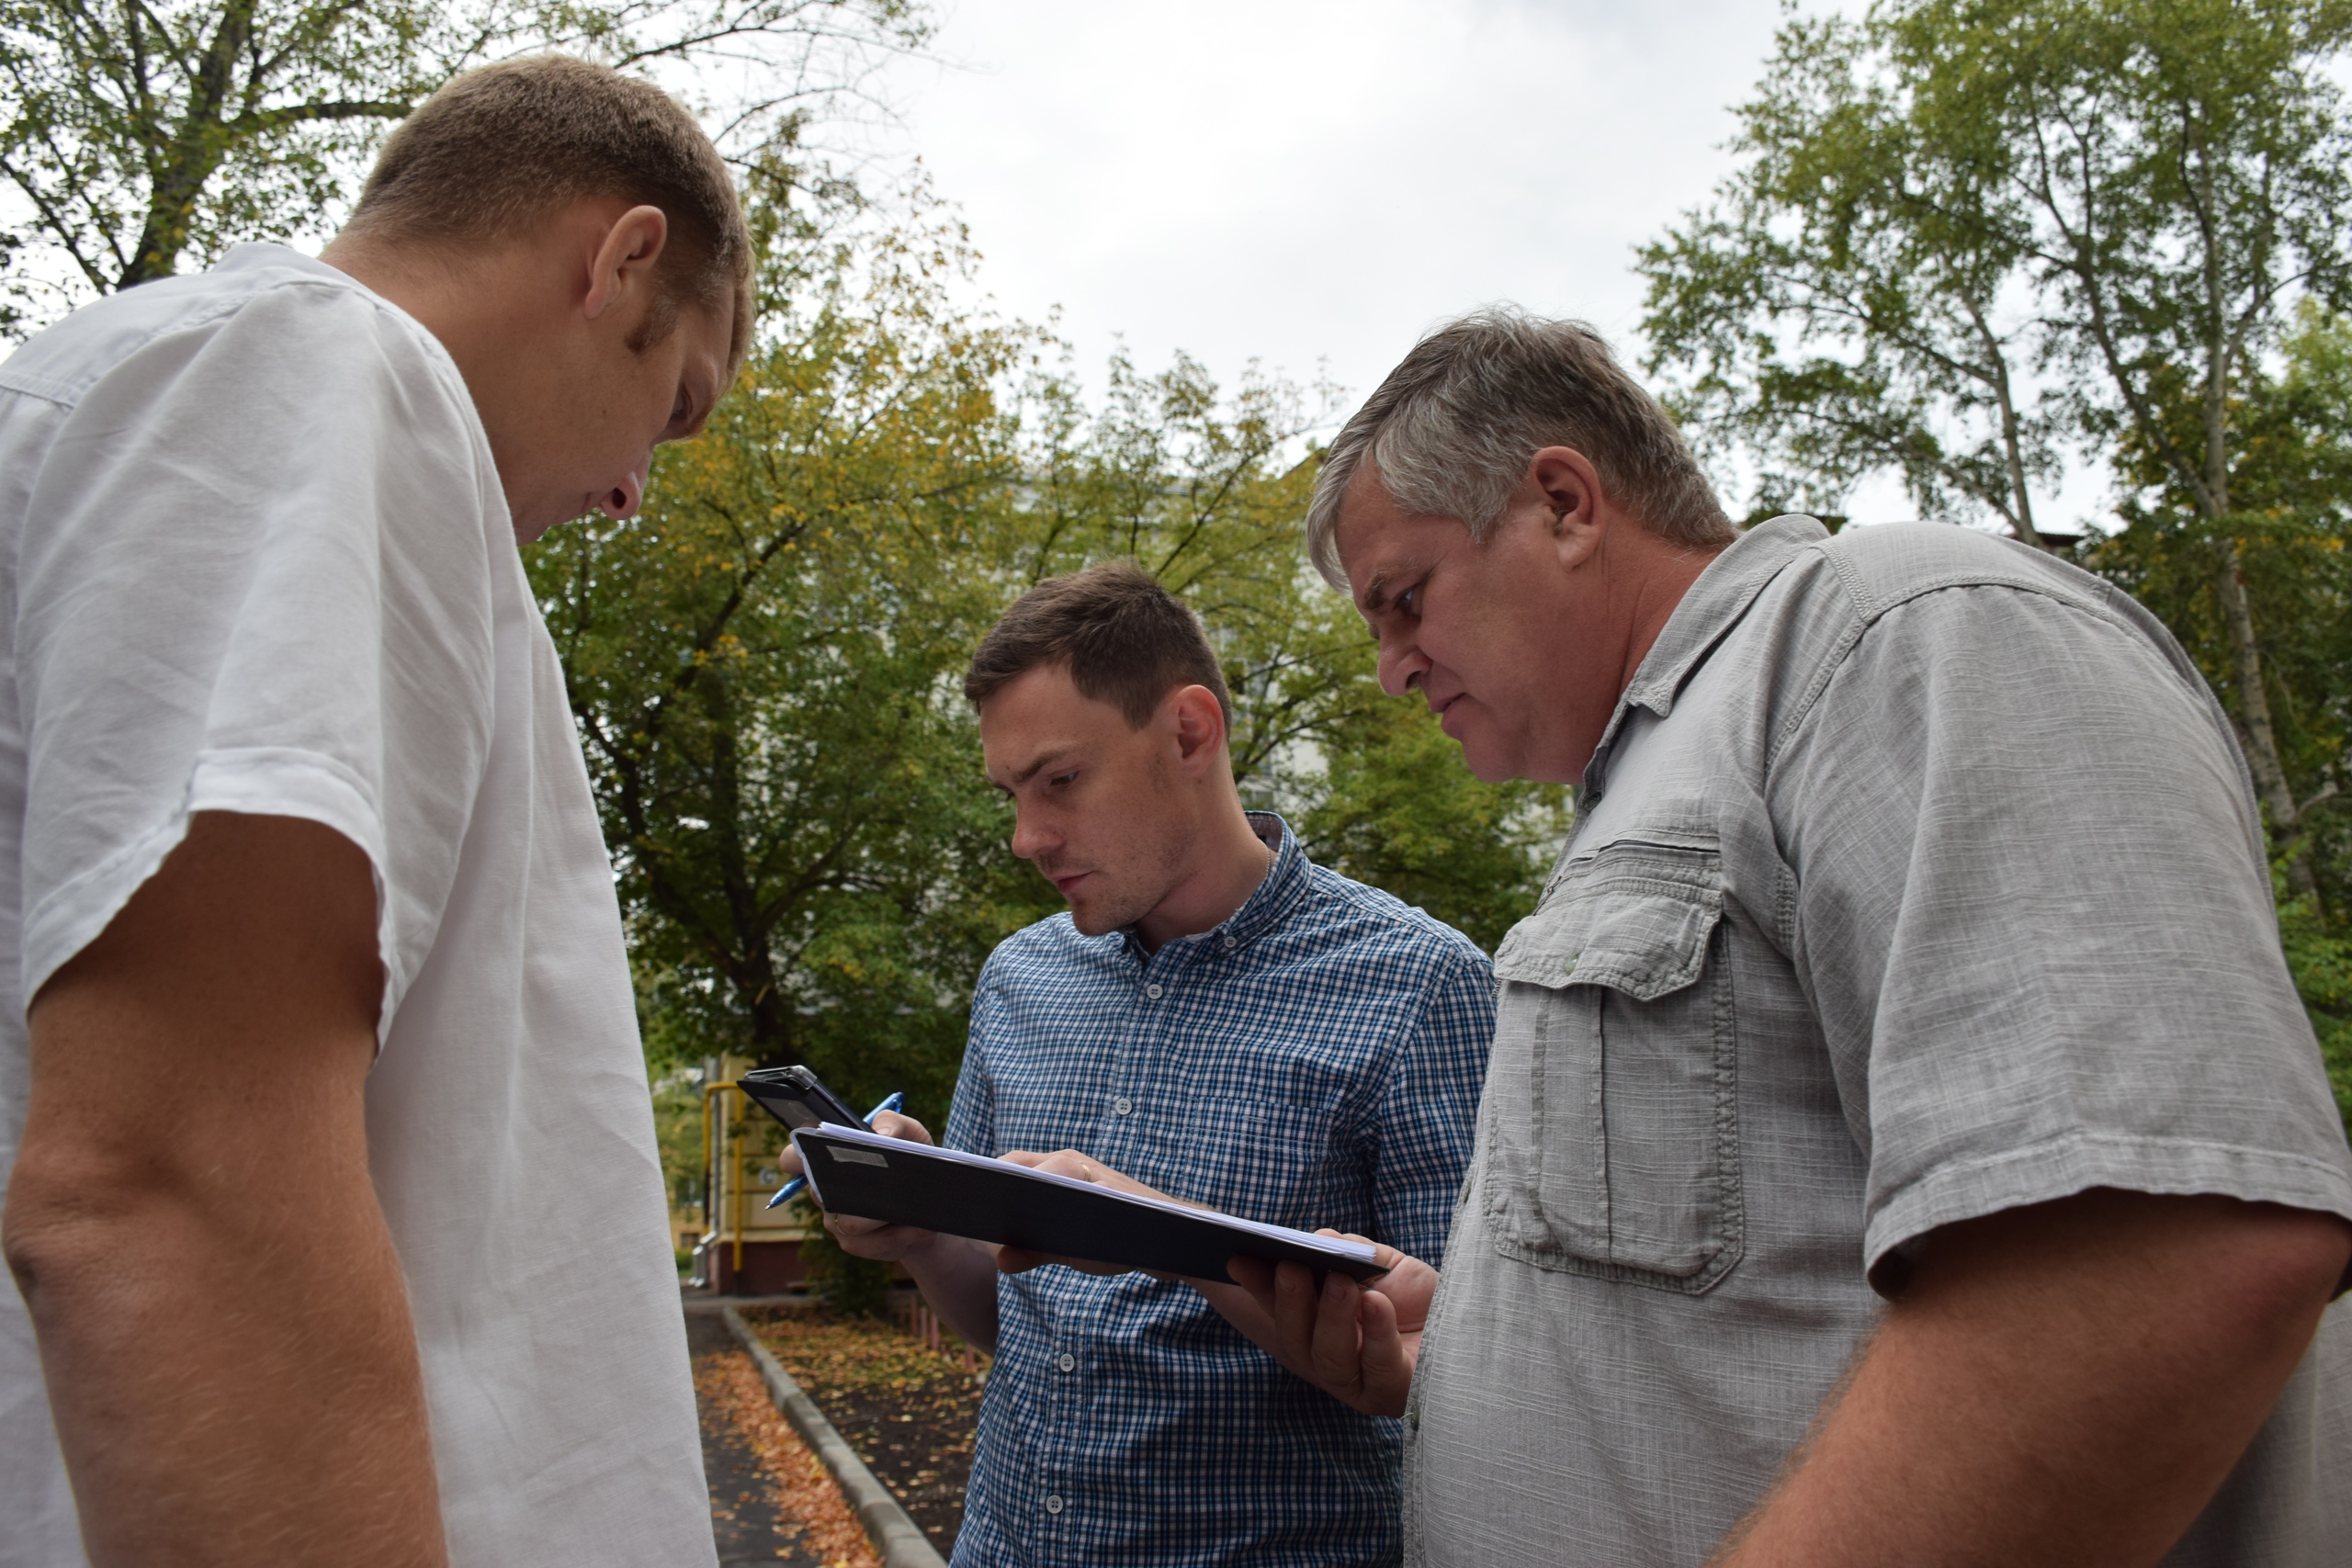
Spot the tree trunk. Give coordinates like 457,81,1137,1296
117,0,255,288
2213,536,2313,896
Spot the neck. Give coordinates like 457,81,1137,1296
1607,521,1727,705
1133,794,1276,954
321,233,537,391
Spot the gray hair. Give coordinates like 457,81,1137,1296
1305,307,1735,588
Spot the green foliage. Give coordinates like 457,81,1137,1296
649,1066,708,1212
0,0,932,334
2280,893,2352,1136
1643,0,2352,546
1299,692,1568,954
1637,3,2063,536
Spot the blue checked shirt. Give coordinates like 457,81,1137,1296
943,813,1495,1568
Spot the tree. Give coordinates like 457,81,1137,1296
1643,0,2352,884
1299,695,1568,954
1636,7,2062,539
0,0,928,334
533,224,1572,1119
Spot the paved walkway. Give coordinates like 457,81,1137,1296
689,1310,834,1566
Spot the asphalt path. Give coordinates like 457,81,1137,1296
688,1310,829,1567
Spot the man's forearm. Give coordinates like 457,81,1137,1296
900,1232,1005,1353
1710,1190,2350,1568
8,1139,447,1566
3,812,446,1567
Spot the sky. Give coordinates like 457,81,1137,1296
857,0,2124,531
857,2,1862,501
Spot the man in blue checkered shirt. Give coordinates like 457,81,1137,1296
787,562,1493,1566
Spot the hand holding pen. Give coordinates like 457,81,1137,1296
768,1090,904,1209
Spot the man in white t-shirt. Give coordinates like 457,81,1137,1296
0,57,749,1568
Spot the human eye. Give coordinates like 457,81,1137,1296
1393,580,1423,617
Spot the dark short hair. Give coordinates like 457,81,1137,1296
965,562,1235,730
345,55,754,375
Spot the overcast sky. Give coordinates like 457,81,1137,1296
849,0,2122,529
861,3,1816,486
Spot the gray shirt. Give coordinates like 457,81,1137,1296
1406,516,2352,1566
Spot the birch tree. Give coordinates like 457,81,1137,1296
1642,0,2352,888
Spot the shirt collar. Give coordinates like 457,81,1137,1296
1120,810,1308,960
1583,514,1829,797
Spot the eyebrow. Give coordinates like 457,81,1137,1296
1007,747,1076,787
1359,568,1395,614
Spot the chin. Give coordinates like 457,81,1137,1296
1067,907,1121,937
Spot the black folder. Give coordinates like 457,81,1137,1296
790,1123,1387,1282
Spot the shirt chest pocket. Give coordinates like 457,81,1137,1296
1480,840,1744,1292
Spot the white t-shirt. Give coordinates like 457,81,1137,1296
0,245,716,1568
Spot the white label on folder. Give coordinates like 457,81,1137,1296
830,1145,889,1168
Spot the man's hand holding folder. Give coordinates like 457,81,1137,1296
777,1111,1430,1409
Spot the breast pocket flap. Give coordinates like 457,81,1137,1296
1494,862,1723,1002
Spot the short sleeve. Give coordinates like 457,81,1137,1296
15,276,500,1030
1365,942,1495,1266
1775,582,2352,1287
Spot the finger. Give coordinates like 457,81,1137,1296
777,1145,807,1179
1000,1149,1102,1182
1355,1286,1410,1417
1309,1271,1367,1395
1271,1260,1322,1368
1227,1255,1276,1312
868,1110,933,1145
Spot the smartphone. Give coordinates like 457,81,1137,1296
736,1064,864,1134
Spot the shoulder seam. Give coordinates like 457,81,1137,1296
1763,573,2143,778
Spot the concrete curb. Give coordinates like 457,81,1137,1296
720,1303,950,1568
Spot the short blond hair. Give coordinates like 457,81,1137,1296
347,55,753,373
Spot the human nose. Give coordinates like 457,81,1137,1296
1375,632,1430,699
599,465,647,520
1009,804,1055,863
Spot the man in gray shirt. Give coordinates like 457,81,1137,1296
1236,309,2352,1566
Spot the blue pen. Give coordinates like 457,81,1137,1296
767,1090,904,1209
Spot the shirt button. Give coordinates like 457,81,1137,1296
1058,1352,1076,1371
1221,936,1237,950
1045,1495,1065,1515
1144,983,1163,999
1114,1096,1133,1115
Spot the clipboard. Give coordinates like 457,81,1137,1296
790,1122,1388,1283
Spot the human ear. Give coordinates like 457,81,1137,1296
1167,684,1228,774
1525,446,1608,570
582,204,670,322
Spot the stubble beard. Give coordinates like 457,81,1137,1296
1058,756,1194,937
